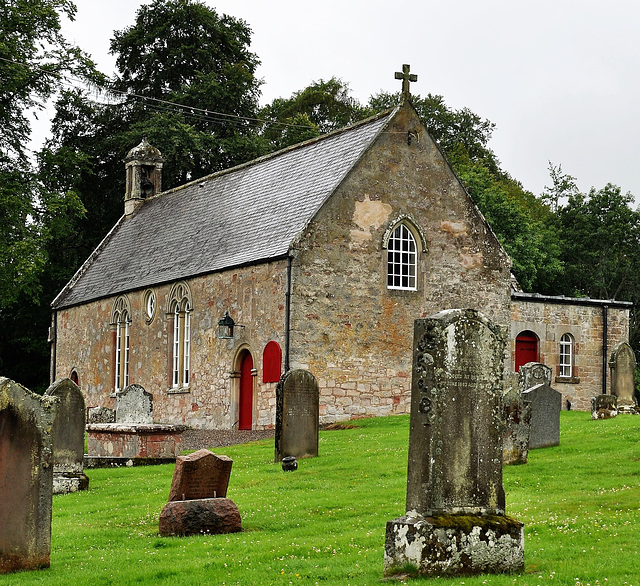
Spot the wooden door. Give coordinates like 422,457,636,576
515,331,538,371
239,351,254,430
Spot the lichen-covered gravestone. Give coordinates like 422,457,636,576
609,342,637,410
0,378,58,574
159,449,241,536
502,386,531,465
275,369,319,462
520,363,561,449
591,394,618,420
45,378,89,494
384,309,524,577
116,384,153,424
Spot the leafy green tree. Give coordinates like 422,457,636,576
542,162,579,212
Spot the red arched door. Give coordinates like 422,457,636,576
239,351,254,430
515,331,539,371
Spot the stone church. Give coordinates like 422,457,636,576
50,87,631,428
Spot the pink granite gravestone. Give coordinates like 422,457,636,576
168,449,233,501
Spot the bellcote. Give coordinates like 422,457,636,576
124,139,164,216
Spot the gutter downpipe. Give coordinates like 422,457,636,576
49,310,57,384
602,305,608,394
284,255,292,372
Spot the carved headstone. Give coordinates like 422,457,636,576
385,310,524,577
522,379,562,449
503,387,531,465
88,406,115,424
168,449,233,501
116,384,153,424
275,369,319,462
0,378,58,574
609,342,637,407
45,378,89,494
591,395,618,419
518,362,552,393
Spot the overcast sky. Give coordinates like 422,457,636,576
54,0,640,201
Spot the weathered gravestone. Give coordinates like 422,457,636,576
275,369,319,462
0,378,58,574
159,449,241,536
609,342,637,410
384,309,524,577
520,363,561,449
116,384,153,424
45,378,89,494
502,386,531,465
87,406,115,424
591,394,618,420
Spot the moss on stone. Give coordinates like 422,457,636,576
429,513,523,537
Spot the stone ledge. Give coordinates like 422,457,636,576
384,513,524,577
87,423,187,433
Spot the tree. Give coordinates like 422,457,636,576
541,162,578,212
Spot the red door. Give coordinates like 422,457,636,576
515,331,538,371
239,351,253,430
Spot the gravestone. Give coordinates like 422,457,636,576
159,449,241,536
591,395,618,419
384,309,524,577
609,342,637,409
0,378,58,574
168,449,233,501
502,387,531,465
116,384,153,424
88,406,115,424
520,364,561,449
45,379,89,494
275,369,319,462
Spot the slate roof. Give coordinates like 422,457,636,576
53,109,395,309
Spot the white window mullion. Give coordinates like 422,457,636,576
173,306,180,387
183,305,191,386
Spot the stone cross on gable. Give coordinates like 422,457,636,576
395,64,418,101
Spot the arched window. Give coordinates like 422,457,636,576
263,341,282,383
515,330,538,372
168,282,192,389
559,333,574,378
386,223,418,290
111,296,131,392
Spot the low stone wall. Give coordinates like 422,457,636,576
87,423,186,459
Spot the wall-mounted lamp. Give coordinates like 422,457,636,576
217,311,245,339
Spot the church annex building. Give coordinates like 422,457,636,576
50,100,631,429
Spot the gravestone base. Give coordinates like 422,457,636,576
53,471,90,495
384,514,524,578
158,498,241,536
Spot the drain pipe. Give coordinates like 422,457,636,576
49,310,57,383
602,304,608,394
284,255,292,372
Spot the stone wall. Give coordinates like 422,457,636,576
54,259,288,429
288,105,512,423
510,296,630,410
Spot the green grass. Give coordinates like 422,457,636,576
5,412,640,585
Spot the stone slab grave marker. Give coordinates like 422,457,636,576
502,386,531,466
1,378,58,574
609,342,637,410
159,449,241,536
45,378,89,494
275,369,319,462
384,309,524,578
116,383,153,424
591,394,618,420
520,363,562,449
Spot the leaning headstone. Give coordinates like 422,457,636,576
609,342,637,410
0,378,58,574
115,384,153,424
502,387,531,465
45,378,90,494
384,309,524,578
88,406,115,424
275,369,319,462
159,449,241,536
521,367,562,449
591,395,618,420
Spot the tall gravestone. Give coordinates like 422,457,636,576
45,378,89,494
520,363,561,449
275,369,319,462
384,310,524,577
609,342,637,409
0,378,58,574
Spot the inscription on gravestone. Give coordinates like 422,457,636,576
1,378,58,574
116,384,153,424
520,363,561,449
275,370,319,462
168,449,233,501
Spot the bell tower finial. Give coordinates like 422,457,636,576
124,139,164,216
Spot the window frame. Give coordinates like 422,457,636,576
111,296,131,393
386,222,418,291
559,333,573,378
168,282,192,390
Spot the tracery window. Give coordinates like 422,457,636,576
111,296,131,392
386,223,418,290
559,333,574,378
169,282,192,389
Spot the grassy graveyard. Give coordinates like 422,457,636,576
8,411,639,585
